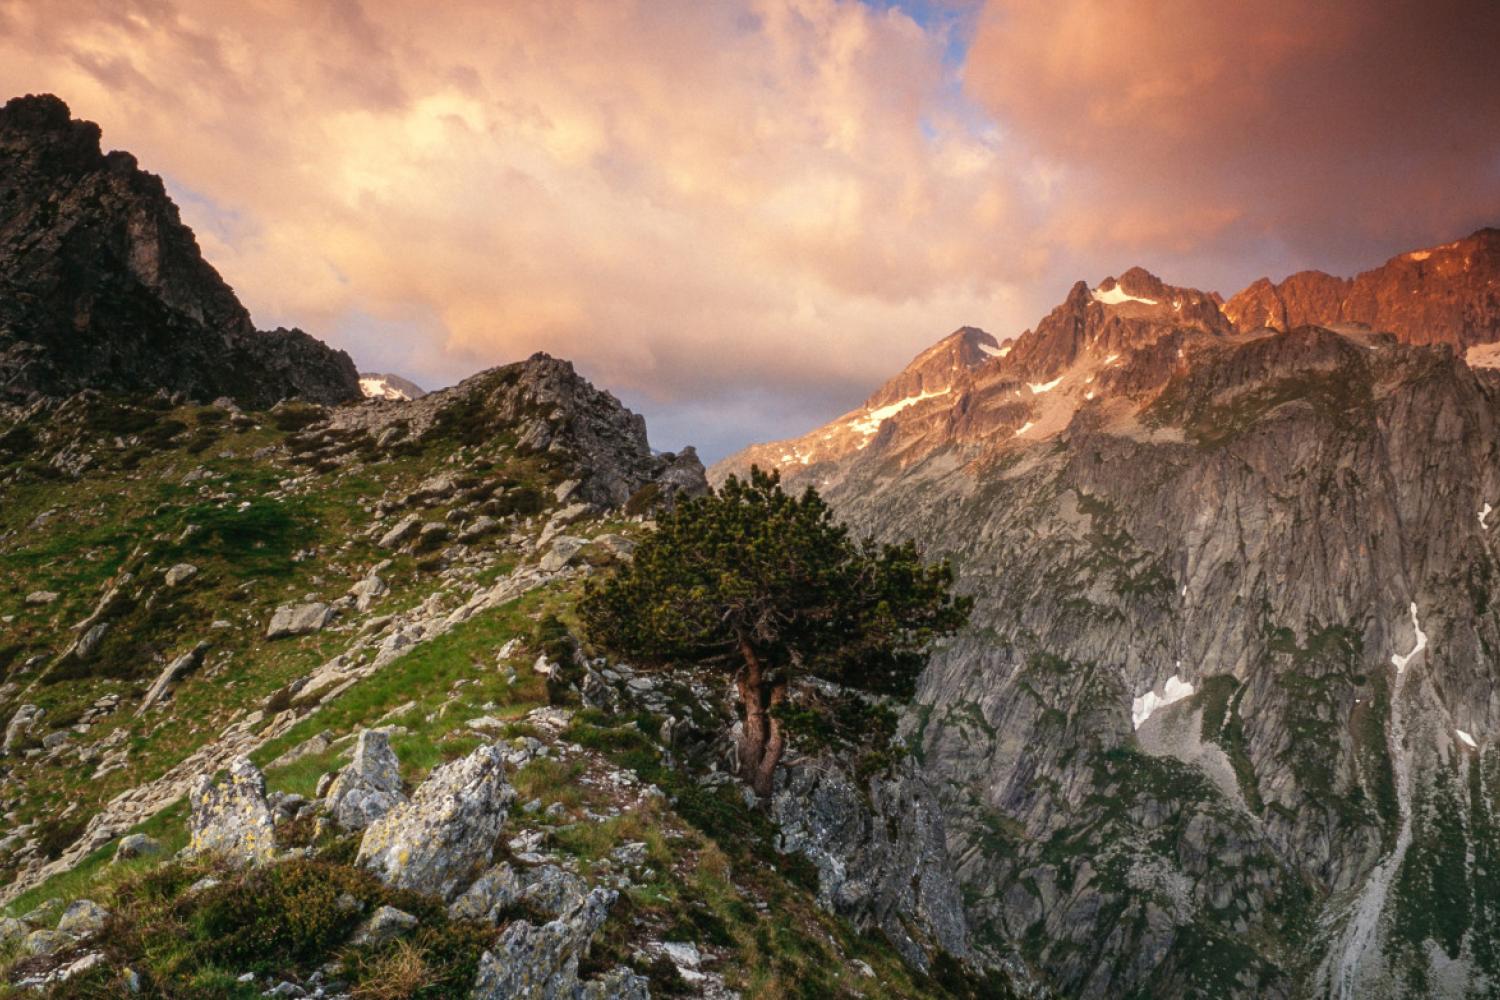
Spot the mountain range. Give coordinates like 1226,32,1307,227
714,228,1500,997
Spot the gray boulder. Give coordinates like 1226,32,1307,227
114,833,165,862
0,916,25,947
378,514,422,549
540,536,587,573
472,888,646,1000
265,602,332,639
56,899,110,937
358,744,515,900
187,756,277,866
324,729,406,830
351,905,419,947
23,929,71,956
24,590,58,605
164,563,198,586
3,704,43,754
135,642,209,716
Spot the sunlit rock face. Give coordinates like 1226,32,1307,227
714,246,1500,998
1224,228,1500,348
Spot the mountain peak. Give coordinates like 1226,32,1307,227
0,94,360,408
1224,226,1500,346
864,325,1000,410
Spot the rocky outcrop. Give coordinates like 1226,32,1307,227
0,95,360,408
265,602,332,639
471,887,647,1000
323,729,406,830
1224,228,1500,348
329,354,709,509
357,744,515,900
187,756,276,866
772,753,969,973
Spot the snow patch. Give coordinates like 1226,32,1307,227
1132,675,1195,729
1390,603,1427,675
1028,376,1063,395
1103,353,1119,365
979,341,1010,358
1013,421,1034,437
1480,502,1492,529
1456,729,1478,750
849,388,951,438
1092,285,1159,307
1406,250,1433,261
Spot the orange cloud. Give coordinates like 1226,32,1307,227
0,0,1035,442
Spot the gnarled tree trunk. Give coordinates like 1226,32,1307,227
736,640,787,800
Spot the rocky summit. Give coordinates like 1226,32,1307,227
715,236,1500,998
0,95,359,409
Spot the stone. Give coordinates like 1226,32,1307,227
358,744,515,900
74,621,111,660
23,928,71,956
187,756,277,866
265,602,332,639
0,916,25,947
21,898,64,928
348,572,388,612
136,642,209,716
471,888,642,1000
24,590,58,605
267,730,334,771
324,729,406,831
538,503,593,548
164,563,198,586
449,864,523,923
350,905,419,947
458,515,501,543
3,704,43,754
540,536,587,572
114,833,165,861
378,514,422,549
56,899,110,937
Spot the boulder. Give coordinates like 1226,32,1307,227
324,729,407,830
449,864,523,923
351,905,419,947
349,572,388,612
358,744,515,900
164,563,198,586
187,756,277,866
23,928,71,956
56,899,110,937
0,916,25,947
135,641,209,715
472,888,646,1000
378,514,422,549
114,833,165,862
3,704,43,754
458,515,501,543
540,536,587,573
24,591,58,605
74,621,111,660
539,503,593,548
265,602,332,639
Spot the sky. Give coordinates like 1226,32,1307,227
1,0,1497,461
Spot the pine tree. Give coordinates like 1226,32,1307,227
580,467,970,799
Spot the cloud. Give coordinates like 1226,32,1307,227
0,0,1038,458
964,0,1500,282
0,0,1495,459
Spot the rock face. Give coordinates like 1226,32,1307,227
328,354,710,509
187,756,276,866
772,754,969,973
357,744,515,900
1223,228,1500,348
471,887,647,1000
323,729,406,830
714,244,1500,997
0,94,359,408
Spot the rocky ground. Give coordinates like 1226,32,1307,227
0,355,1022,998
